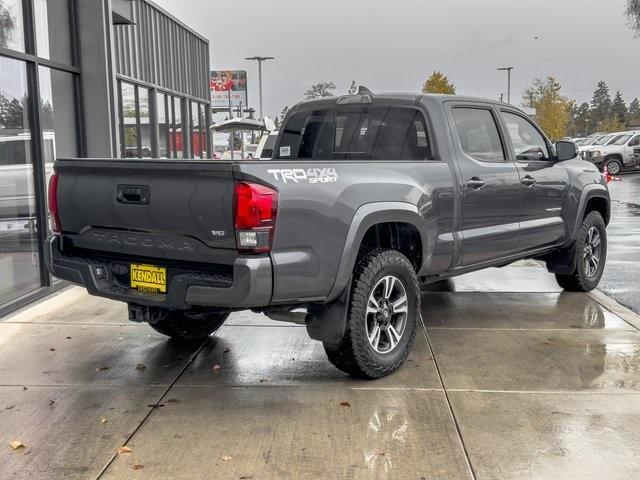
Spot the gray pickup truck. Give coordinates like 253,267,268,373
46,91,610,378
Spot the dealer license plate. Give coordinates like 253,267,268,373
130,264,167,293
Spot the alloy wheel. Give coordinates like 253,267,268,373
365,275,408,353
583,226,602,278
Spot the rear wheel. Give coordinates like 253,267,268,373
148,309,229,341
554,211,607,292
323,249,419,379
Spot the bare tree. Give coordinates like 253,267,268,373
304,82,336,100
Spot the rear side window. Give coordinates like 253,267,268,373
452,107,505,162
260,133,277,158
276,106,431,160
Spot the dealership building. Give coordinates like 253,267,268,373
0,0,211,314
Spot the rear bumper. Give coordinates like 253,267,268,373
45,236,272,310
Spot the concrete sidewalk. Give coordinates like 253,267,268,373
1,261,639,479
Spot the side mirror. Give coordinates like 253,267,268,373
555,141,577,161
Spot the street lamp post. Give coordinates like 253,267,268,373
497,66,514,104
245,56,275,119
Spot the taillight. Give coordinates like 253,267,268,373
234,181,278,253
48,173,61,234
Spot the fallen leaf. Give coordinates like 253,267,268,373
117,446,132,454
376,449,386,456
96,366,109,371
5,405,15,410
339,401,351,408
259,379,266,383
48,400,55,407
66,336,72,340
220,455,233,462
132,464,144,470
223,347,230,354
166,398,179,403
49,348,55,352
10,441,25,450
135,363,146,371
22,386,27,391
212,364,221,371
101,417,108,423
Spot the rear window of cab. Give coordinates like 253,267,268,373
276,106,432,161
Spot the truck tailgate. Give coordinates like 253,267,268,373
55,159,237,262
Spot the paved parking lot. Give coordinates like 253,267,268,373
1,261,639,479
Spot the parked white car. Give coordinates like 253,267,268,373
580,131,640,174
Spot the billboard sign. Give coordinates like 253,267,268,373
210,70,248,109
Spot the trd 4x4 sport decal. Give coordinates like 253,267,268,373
267,168,338,184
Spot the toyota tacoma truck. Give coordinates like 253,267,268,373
46,90,610,379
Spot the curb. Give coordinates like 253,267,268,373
588,289,640,331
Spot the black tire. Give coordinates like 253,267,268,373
323,249,419,379
605,158,622,175
148,309,229,341
555,211,607,292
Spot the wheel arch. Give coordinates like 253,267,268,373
325,202,426,303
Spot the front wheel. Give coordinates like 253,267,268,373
323,249,419,379
604,158,622,175
148,309,229,341
554,211,607,292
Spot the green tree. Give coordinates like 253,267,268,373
421,71,456,94
611,91,628,125
522,76,572,140
569,101,591,136
590,81,612,127
304,81,336,100
628,97,640,121
626,0,640,35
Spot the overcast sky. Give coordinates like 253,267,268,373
155,0,639,118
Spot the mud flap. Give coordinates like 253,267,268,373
543,245,577,275
306,278,352,346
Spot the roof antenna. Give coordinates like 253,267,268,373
357,85,373,95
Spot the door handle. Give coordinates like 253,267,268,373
466,178,486,190
521,176,536,187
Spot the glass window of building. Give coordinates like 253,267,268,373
191,101,200,159
38,66,77,160
0,56,41,305
172,96,183,158
0,0,25,52
199,103,207,158
138,87,151,158
120,82,137,157
156,92,168,158
34,0,72,64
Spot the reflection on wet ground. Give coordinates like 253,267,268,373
600,172,640,314
1,260,640,479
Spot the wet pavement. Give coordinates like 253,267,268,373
600,172,640,314
1,261,640,479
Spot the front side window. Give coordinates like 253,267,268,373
452,107,505,162
501,111,549,161
629,135,640,147
612,134,632,146
277,106,430,160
